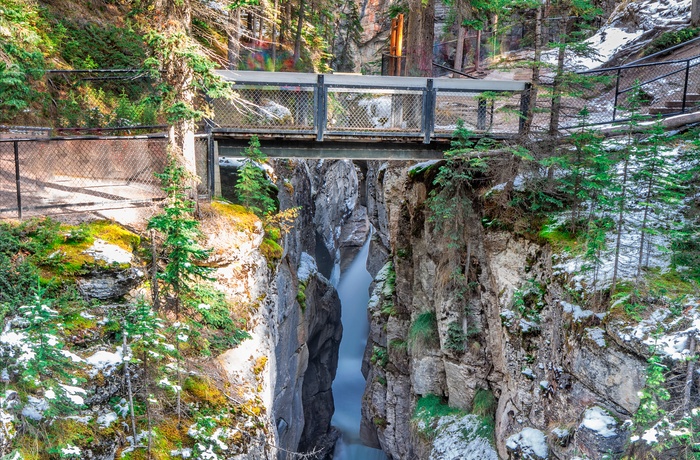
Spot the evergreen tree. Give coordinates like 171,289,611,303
235,136,277,218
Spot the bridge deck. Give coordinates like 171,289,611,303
211,71,530,145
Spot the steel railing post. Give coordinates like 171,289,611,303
316,74,327,142
519,84,531,134
206,125,216,199
612,68,621,122
13,140,21,219
682,59,691,113
422,79,435,144
477,97,487,131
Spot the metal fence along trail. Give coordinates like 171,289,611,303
0,136,169,219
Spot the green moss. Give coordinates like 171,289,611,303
210,200,260,232
184,376,227,408
445,321,466,353
297,280,308,312
261,238,283,261
472,388,496,419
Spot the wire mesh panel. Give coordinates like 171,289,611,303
0,137,168,218
211,85,316,132
434,91,524,135
325,89,423,135
0,142,16,215
195,136,210,197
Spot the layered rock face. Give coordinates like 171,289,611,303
359,161,652,460
271,159,369,458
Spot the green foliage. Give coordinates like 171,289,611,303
58,21,146,69
428,122,488,247
297,280,308,312
148,157,213,311
370,346,388,368
471,388,496,419
235,137,277,218
409,311,439,349
512,279,546,324
445,321,466,353
644,28,700,56
635,354,670,428
412,394,462,439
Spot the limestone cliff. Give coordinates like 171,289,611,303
359,160,695,460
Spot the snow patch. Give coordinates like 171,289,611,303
85,349,123,377
297,252,318,283
84,239,133,265
506,427,548,459
581,406,618,438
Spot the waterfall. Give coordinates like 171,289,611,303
331,231,387,460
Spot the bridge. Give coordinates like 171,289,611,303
209,71,530,160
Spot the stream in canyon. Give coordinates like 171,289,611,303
331,232,387,460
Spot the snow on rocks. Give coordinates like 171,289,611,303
580,406,618,438
83,239,133,265
586,327,607,348
97,411,119,429
428,414,498,460
297,252,318,283
85,348,123,377
617,304,700,360
506,427,549,459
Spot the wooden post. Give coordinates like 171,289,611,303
396,13,404,76
390,18,398,76
475,29,482,72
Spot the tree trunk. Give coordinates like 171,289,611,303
228,8,241,70
522,4,543,134
271,0,279,70
406,0,435,77
549,17,568,134
293,0,306,65
154,0,197,174
692,0,700,26
454,3,466,76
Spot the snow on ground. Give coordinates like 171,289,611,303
580,406,618,437
429,414,498,460
544,0,694,70
84,239,133,265
505,427,548,459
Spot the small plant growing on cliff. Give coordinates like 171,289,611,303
370,346,388,368
409,311,439,349
236,136,277,218
445,321,466,353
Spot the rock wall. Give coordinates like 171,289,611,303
360,161,654,460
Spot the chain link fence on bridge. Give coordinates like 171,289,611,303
211,84,316,133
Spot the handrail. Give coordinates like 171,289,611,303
578,54,700,74
625,35,700,66
431,62,478,79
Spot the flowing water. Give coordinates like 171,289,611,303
331,232,387,460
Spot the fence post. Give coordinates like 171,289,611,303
206,126,216,199
315,74,326,142
477,97,487,131
612,68,621,122
422,79,435,144
682,59,691,113
13,141,22,220
519,84,531,135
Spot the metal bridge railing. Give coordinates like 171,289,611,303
212,71,530,142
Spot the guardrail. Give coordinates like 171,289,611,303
211,71,530,143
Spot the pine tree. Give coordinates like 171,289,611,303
235,136,277,218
